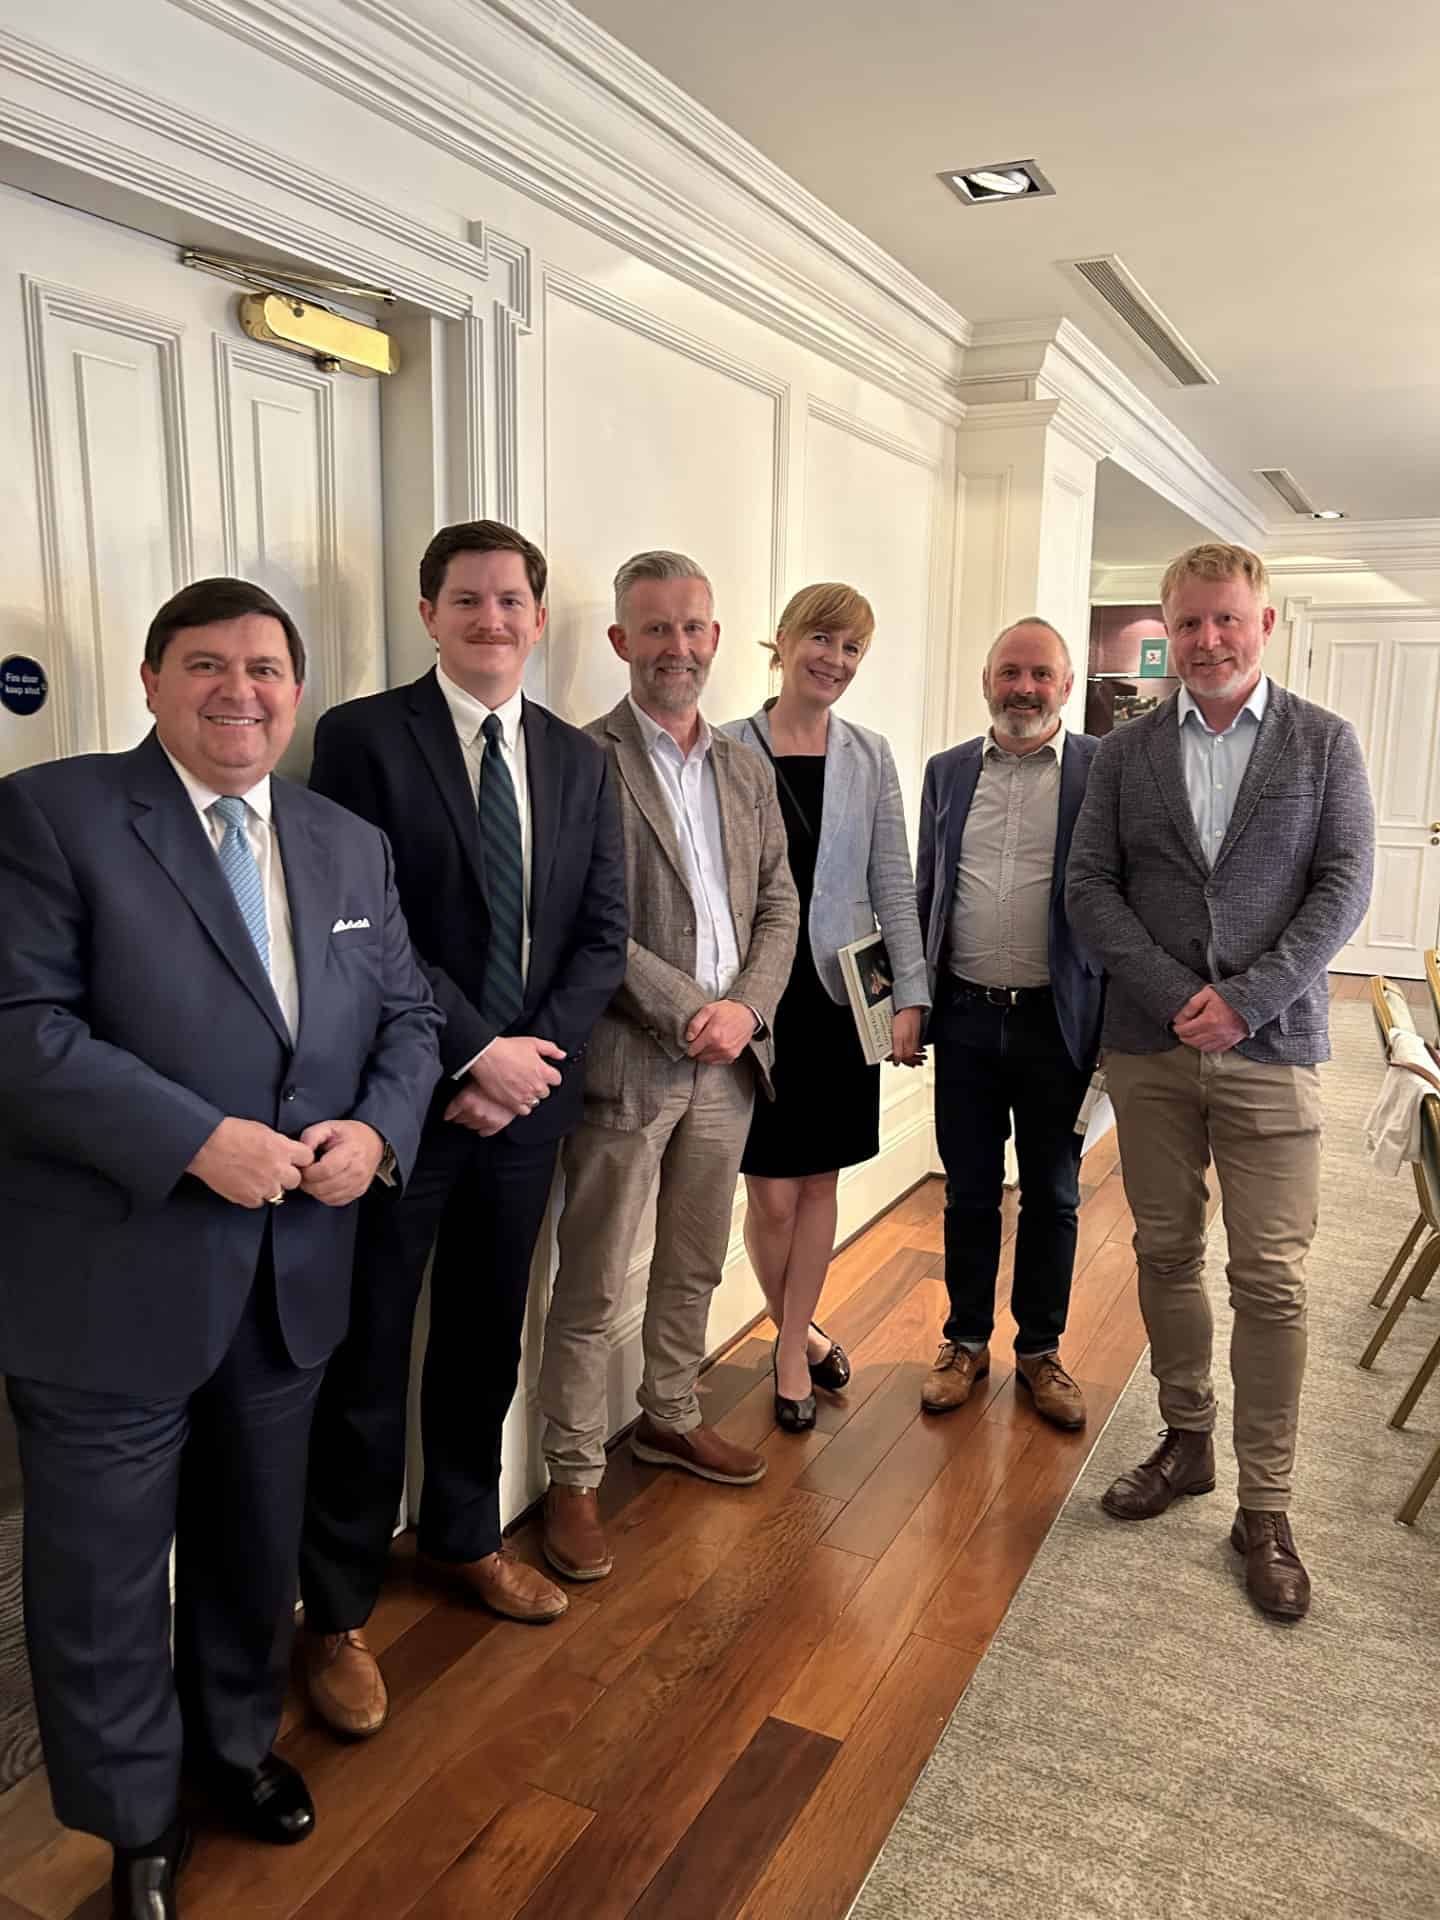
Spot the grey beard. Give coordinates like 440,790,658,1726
638,660,708,712
991,701,1054,739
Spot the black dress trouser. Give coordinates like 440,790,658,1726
8,1247,321,1848
300,1119,558,1635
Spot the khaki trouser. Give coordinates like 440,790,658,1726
1106,1045,1323,1511
539,1058,755,1488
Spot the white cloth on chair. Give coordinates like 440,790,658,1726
1365,1030,1440,1174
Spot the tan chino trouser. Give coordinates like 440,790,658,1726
1106,1045,1323,1512
539,1057,755,1489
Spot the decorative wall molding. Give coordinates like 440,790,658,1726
485,232,531,528
1266,517,1440,575
22,274,194,756
544,266,791,621
806,396,941,473
151,0,967,420
0,29,488,317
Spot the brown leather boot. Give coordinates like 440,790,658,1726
1015,1351,1086,1430
631,1414,766,1484
419,1547,569,1622
300,1628,388,1739
543,1486,613,1581
1101,1427,1216,1519
921,1342,990,1414
1230,1508,1311,1621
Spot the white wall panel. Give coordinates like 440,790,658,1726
541,274,785,730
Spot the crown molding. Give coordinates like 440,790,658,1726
1264,516,1440,573
964,315,1267,552
149,0,967,420
958,394,1113,465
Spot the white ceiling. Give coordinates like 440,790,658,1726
576,0,1440,534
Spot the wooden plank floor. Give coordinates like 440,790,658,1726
0,1148,1152,1920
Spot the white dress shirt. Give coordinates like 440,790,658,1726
1178,674,1269,868
437,668,532,980
627,695,741,999
161,744,299,1040
946,722,1064,990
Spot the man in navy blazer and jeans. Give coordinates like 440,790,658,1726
0,579,441,1919
916,617,1103,1430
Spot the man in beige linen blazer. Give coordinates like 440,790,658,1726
538,550,798,1584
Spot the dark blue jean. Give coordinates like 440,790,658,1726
932,982,1090,1356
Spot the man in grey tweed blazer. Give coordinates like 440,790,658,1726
1067,542,1373,1622
538,550,798,1583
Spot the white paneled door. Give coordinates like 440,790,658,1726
0,185,385,782
1307,610,1440,977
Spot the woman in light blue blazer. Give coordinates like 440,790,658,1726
722,583,929,1432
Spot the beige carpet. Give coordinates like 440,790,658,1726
853,1001,1440,1920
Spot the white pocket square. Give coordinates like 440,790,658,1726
331,916,372,934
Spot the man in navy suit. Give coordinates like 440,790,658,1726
298,521,627,1739
916,617,1103,1429
0,579,441,1919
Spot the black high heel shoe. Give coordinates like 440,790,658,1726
807,1323,851,1393
772,1341,817,1432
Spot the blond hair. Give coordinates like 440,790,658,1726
1160,542,1270,613
764,581,876,667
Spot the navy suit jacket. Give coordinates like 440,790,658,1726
0,732,442,1398
916,730,1104,1071
308,669,628,1145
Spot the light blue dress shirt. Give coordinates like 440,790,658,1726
626,694,741,998
1178,675,1269,869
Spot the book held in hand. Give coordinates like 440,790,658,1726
838,931,895,1067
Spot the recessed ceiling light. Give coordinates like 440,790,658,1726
1312,509,1346,520
940,160,1054,205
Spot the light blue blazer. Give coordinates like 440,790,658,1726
721,707,930,1013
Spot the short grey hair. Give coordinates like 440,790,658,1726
985,615,1072,674
613,549,714,624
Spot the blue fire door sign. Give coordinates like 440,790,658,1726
1,656,48,716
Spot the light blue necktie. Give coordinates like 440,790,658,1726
211,795,270,974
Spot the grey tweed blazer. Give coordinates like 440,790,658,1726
720,708,929,1013
579,699,799,1129
1065,683,1374,1065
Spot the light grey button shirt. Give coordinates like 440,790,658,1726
1177,674,1269,867
627,694,740,998
946,722,1063,989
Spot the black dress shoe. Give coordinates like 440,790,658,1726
807,1322,851,1393
111,1819,190,1919
207,1752,315,1845
772,1341,817,1432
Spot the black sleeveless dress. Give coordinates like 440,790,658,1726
741,755,881,1178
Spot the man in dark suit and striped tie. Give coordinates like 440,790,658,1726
298,522,628,1738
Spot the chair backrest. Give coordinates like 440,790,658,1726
1425,949,1440,1035
1371,974,1440,1230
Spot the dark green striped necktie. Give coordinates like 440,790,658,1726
478,711,524,1028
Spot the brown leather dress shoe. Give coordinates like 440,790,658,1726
631,1414,767,1484
301,1627,389,1739
422,1547,569,1622
921,1342,990,1413
1101,1427,1216,1519
1015,1351,1086,1429
543,1486,614,1581
1230,1508,1311,1621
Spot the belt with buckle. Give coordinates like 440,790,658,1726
950,978,1048,1007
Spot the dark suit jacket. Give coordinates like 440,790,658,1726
1066,684,1374,1063
309,669,628,1143
917,730,1104,1071
0,732,442,1398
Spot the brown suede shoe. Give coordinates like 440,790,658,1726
421,1547,569,1622
1015,1351,1086,1430
1230,1508,1311,1622
921,1342,990,1414
543,1486,614,1581
300,1628,388,1739
631,1414,767,1485
1101,1427,1216,1519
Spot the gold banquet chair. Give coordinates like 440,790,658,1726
1362,977,1439,1328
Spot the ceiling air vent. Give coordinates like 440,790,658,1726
1062,253,1217,388
1254,467,1316,514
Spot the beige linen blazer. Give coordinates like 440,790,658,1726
581,698,799,1130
